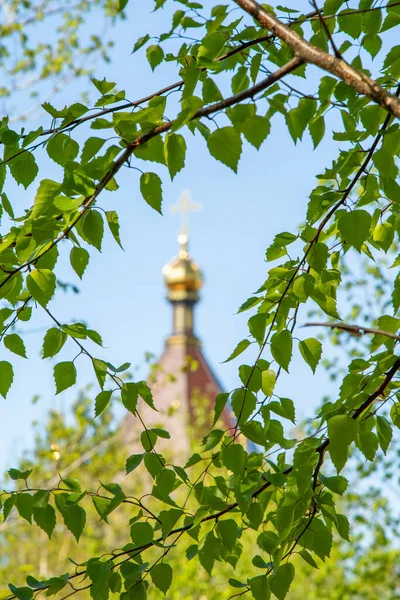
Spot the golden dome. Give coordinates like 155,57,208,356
163,234,203,302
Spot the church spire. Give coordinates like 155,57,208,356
121,192,234,455
162,191,203,344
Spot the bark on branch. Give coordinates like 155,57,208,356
234,0,400,119
0,57,302,293
305,321,400,341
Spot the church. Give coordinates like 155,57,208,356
123,191,234,456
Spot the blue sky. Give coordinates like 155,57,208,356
0,0,375,470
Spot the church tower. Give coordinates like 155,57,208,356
124,192,233,457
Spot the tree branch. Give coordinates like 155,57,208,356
311,0,342,59
6,343,400,599
0,56,302,293
234,0,400,119
304,321,400,342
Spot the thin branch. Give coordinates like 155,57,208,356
5,347,400,599
304,321,400,342
311,0,342,59
353,357,400,419
0,56,302,293
234,0,400,119
305,1,400,23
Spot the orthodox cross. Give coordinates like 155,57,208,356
170,190,202,238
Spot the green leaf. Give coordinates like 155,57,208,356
376,415,392,454
32,179,62,217
141,429,157,452
164,134,186,180
33,505,56,538
130,521,153,545
125,453,144,474
3,496,15,520
270,330,293,372
249,575,270,600
70,246,89,279
55,494,86,541
240,420,266,445
269,398,295,423
276,504,294,541
53,362,77,394
286,98,317,142
222,444,247,474
137,380,157,411
108,572,122,594
307,242,328,272
47,133,79,166
79,209,104,251
358,430,378,461
92,77,116,95
42,328,67,359
248,313,267,345
223,338,251,362
26,269,56,307
8,468,32,480
8,585,33,600
336,513,350,541
122,382,139,414
298,338,322,373
247,503,264,529
81,137,106,163
207,127,242,172
261,369,276,396
150,564,173,595
202,428,224,451
4,333,27,358
323,0,345,13
242,116,270,150
338,10,363,38
217,519,238,551
140,172,163,214
213,392,229,425
0,361,13,397
309,116,325,148
92,358,108,389
328,414,358,473
299,549,318,569
319,474,348,495
16,493,33,523
338,210,372,251
231,66,249,94
106,211,123,249
231,388,256,424
133,34,150,53
134,136,166,164
159,508,182,539
390,402,400,428
146,45,164,70
270,563,295,600
9,151,38,188
32,490,50,508
95,390,113,417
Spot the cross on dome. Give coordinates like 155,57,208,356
170,190,202,244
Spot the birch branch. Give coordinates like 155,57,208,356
304,321,400,341
234,0,400,119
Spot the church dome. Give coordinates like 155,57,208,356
162,234,203,301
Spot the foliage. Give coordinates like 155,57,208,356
1,0,400,598
0,0,124,118
2,395,399,599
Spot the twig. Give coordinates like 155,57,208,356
310,0,342,59
304,321,400,342
234,0,400,119
0,56,303,292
